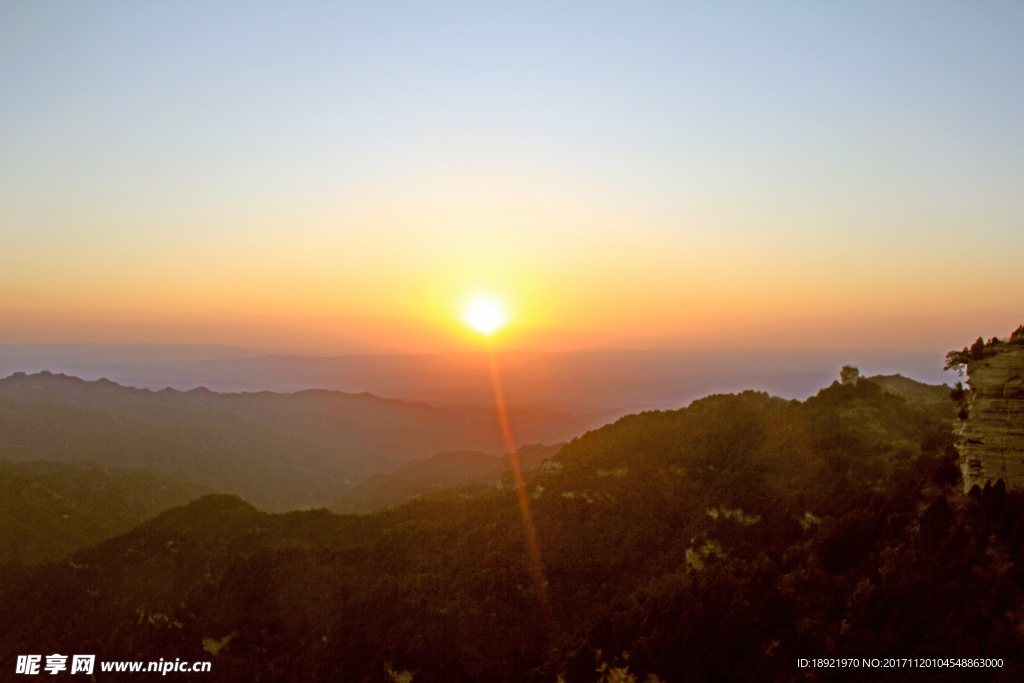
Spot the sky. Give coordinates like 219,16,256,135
1,1,1022,355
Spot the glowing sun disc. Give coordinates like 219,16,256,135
464,297,507,335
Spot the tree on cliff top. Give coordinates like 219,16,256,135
944,336,1002,374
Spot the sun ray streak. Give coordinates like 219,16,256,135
485,337,553,627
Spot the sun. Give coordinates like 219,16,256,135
463,296,507,336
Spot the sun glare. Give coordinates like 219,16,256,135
464,296,507,336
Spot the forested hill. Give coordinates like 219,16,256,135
3,379,1022,682
0,461,208,564
331,443,563,514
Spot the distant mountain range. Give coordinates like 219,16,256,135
0,372,596,510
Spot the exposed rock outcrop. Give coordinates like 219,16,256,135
840,365,860,385
955,327,1024,491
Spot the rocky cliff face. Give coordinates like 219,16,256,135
956,330,1024,491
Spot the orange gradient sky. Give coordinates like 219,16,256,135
2,3,1023,355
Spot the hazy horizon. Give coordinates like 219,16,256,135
0,341,961,415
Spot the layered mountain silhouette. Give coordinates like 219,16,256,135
6,372,1018,682
0,372,596,510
